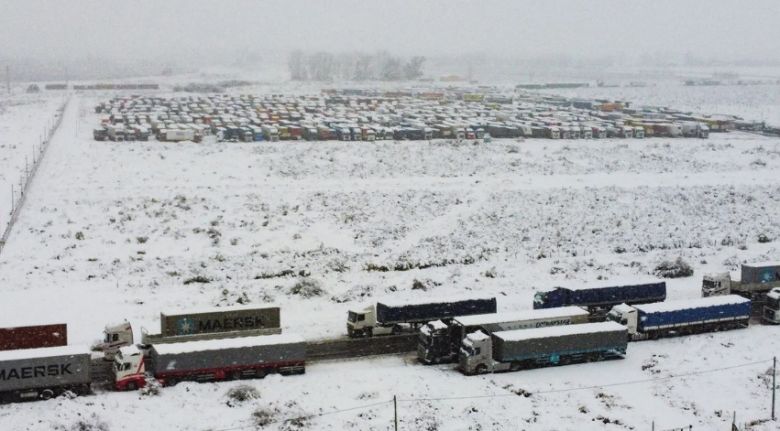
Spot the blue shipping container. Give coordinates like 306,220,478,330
377,298,497,325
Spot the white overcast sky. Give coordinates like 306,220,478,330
1,0,778,62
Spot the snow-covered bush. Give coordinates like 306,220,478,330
653,257,694,278
289,278,324,298
226,384,260,406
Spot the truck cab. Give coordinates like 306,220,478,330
346,306,393,337
96,321,134,359
417,320,452,364
702,272,731,297
458,331,496,375
606,303,638,335
113,345,146,391
764,288,780,324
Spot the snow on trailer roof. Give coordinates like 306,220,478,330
494,321,625,342
376,296,495,307
634,295,750,314
455,306,588,327
152,333,305,356
160,303,279,317
558,280,665,291
0,345,91,362
742,261,780,268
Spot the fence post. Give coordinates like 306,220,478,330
773,356,776,421
393,395,398,431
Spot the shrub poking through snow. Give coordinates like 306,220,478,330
226,385,260,406
653,257,694,278
289,278,324,298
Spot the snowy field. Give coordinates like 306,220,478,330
0,93,65,236
1,93,780,430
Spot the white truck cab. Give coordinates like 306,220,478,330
346,305,393,337
113,345,146,391
459,331,503,374
764,288,780,324
96,321,134,359
702,272,731,297
606,303,639,335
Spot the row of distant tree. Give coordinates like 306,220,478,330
288,51,425,81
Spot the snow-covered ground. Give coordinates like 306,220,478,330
0,93,65,236
1,92,779,430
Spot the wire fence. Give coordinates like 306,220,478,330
0,97,69,255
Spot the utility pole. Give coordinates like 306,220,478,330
772,356,777,420
393,395,398,431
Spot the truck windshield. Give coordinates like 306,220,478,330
348,311,359,323
702,279,716,289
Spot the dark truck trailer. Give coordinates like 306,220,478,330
0,345,91,403
113,334,305,390
459,321,627,374
347,297,497,337
0,323,67,351
417,307,590,364
608,295,751,340
533,282,666,315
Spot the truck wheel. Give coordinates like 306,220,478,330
40,389,54,400
127,382,137,391
476,364,488,374
365,328,373,337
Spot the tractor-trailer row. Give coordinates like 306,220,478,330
607,295,750,340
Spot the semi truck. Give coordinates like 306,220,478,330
417,307,589,364
764,288,780,324
97,305,281,358
112,334,305,390
347,297,497,338
702,262,780,299
533,282,666,314
458,321,627,375
607,295,751,340
0,323,67,351
0,345,91,403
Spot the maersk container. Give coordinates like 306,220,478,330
0,345,91,402
534,282,666,310
159,305,280,337
635,295,751,332
492,322,627,362
376,298,497,325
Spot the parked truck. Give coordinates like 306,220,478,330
764,288,780,324
417,307,589,364
702,262,780,299
112,334,305,391
347,297,497,338
458,321,627,375
607,295,751,340
0,345,91,403
533,282,666,314
97,305,281,358
0,323,67,351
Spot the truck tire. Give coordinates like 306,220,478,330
127,382,137,391
476,364,488,374
40,389,54,400
365,328,373,337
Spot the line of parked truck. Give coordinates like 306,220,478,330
91,88,724,144
1,262,778,403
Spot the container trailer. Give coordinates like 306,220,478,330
417,307,589,364
0,345,91,402
112,334,305,390
702,262,780,299
533,282,666,314
607,295,750,340
347,297,497,338
458,321,627,375
97,305,281,358
0,323,67,351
